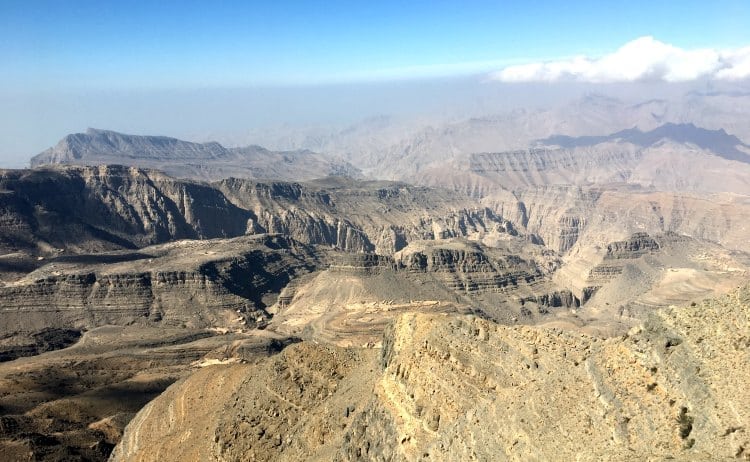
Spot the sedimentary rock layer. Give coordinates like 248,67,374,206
0,235,319,344
0,166,516,256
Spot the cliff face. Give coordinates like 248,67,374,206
7,165,746,272
267,238,572,348
111,286,750,461
218,177,517,255
0,165,252,253
605,232,661,259
480,184,750,255
479,185,598,253
0,235,320,358
0,166,516,256
468,144,642,189
395,241,543,295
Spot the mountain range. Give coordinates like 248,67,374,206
31,128,361,181
2,91,750,461
538,122,750,163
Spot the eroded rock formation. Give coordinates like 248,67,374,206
0,234,319,361
111,285,750,461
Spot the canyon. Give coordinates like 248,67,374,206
2,93,749,461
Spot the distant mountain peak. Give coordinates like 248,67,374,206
31,129,231,166
85,127,113,135
538,123,750,163
30,129,361,182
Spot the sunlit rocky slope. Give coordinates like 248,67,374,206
111,285,750,461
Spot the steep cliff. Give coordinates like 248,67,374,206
217,177,517,254
0,165,252,253
0,234,320,359
467,144,642,189
480,184,750,255
0,166,517,256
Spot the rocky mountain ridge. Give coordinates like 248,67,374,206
539,122,750,163
111,285,750,461
5,103,750,461
212,92,750,180
0,165,515,257
30,129,360,181
0,234,319,360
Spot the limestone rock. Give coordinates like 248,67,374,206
0,234,319,358
111,286,750,461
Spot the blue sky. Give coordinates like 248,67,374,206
3,0,750,89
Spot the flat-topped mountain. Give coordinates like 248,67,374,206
30,129,360,181
32,128,231,163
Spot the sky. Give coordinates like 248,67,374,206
2,0,750,165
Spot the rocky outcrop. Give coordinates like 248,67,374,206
0,166,518,256
394,240,544,295
328,254,398,274
520,290,580,309
605,232,660,259
556,215,586,253
111,286,750,461
0,235,320,344
588,264,624,279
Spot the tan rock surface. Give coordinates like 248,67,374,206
0,323,299,461
112,286,750,461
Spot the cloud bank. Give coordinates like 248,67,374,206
492,37,750,83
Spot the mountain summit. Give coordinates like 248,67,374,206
30,129,360,181
31,128,231,164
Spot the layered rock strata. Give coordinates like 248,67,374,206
0,166,516,256
0,235,319,353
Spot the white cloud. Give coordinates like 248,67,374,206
491,37,750,83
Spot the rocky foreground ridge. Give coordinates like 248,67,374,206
112,285,750,461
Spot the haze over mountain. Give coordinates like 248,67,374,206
539,122,750,163
30,128,360,181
